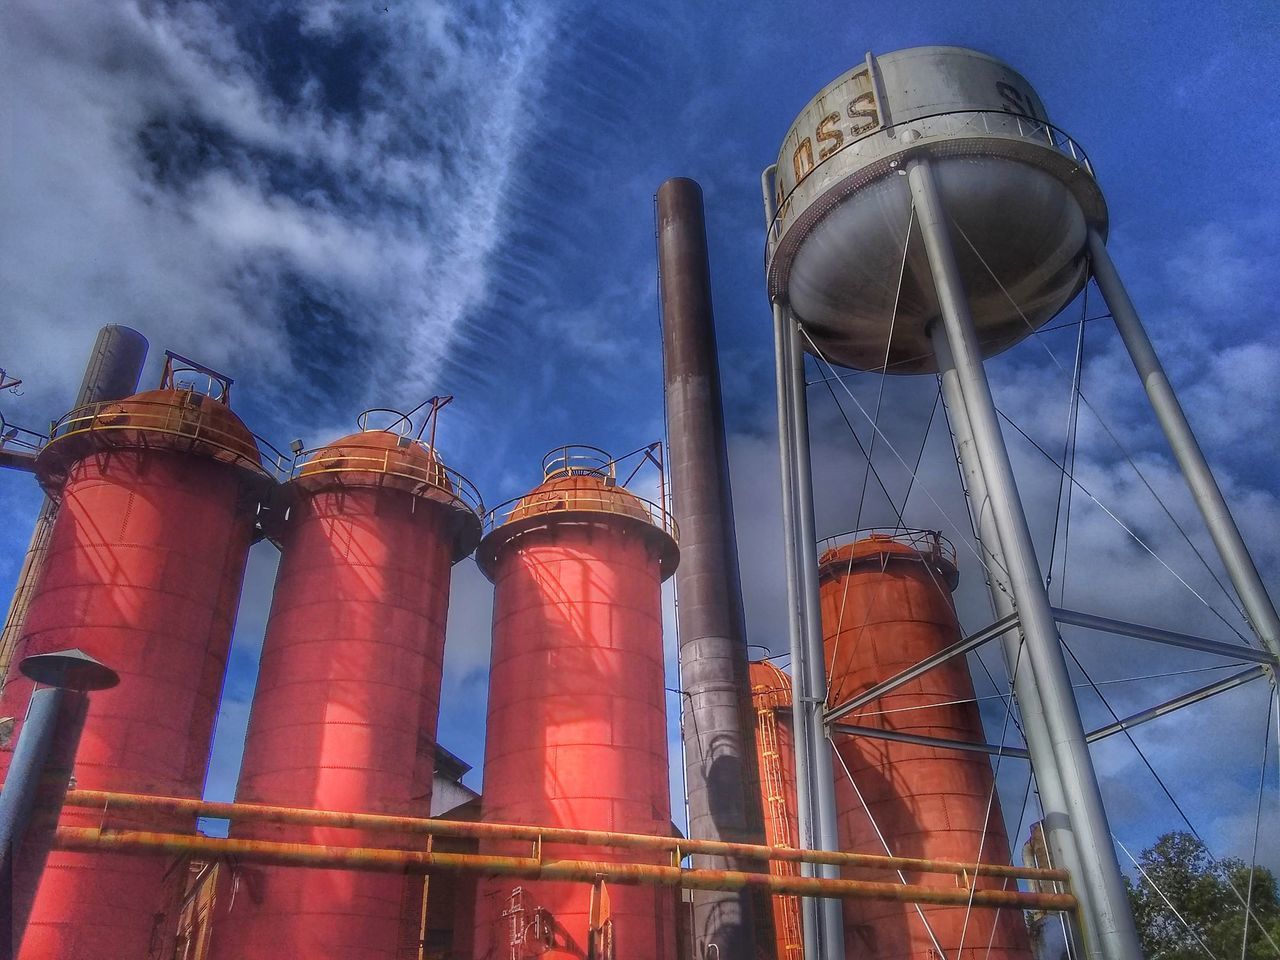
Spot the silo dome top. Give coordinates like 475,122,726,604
767,46,1107,373
37,387,267,492
287,423,484,560
476,445,679,581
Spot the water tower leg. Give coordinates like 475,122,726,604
935,330,1092,959
1086,230,1280,661
771,302,822,960
772,301,847,960
908,157,1142,960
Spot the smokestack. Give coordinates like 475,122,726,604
657,177,762,958
0,325,148,689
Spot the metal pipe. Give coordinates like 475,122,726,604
909,157,1142,959
831,723,1031,760
658,176,761,958
786,314,846,958
60,791,1068,883
0,325,148,684
825,612,1019,722
51,827,1078,913
1086,230,1280,663
1,688,89,954
936,328,1093,958
765,164,822,959
1085,666,1267,743
1052,607,1279,668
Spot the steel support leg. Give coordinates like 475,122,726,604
785,313,847,959
909,158,1141,959
1086,230,1280,663
936,329,1092,959
772,301,821,959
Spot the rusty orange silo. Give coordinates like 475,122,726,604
209,416,482,960
0,357,268,960
749,660,805,960
819,531,1031,960
471,446,679,959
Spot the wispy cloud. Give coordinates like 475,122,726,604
1,0,554,431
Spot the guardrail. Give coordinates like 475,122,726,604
817,527,957,569
44,397,266,476
483,487,678,543
289,441,484,517
768,109,1094,256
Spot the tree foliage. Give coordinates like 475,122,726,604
1125,831,1280,960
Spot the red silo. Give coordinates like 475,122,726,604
0,362,268,960
749,660,804,960
819,531,1031,960
210,420,482,960
471,446,679,960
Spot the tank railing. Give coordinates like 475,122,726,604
765,109,1094,259
44,397,266,474
54,789,1073,892
816,527,957,570
288,442,485,518
483,487,678,543
541,444,616,481
0,414,48,455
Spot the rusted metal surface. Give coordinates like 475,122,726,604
59,790,1068,883
658,176,764,958
52,827,1077,913
820,533,1034,960
472,445,678,957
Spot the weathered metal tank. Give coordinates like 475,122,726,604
472,446,679,960
0,362,269,960
211,418,481,960
767,46,1106,372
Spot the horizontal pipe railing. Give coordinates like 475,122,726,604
53,827,1077,913
61,789,1067,883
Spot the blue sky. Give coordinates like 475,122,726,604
2,0,1278,876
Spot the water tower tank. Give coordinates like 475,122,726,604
767,46,1106,372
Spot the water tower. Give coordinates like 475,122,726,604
762,47,1280,960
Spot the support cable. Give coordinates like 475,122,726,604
1060,641,1280,956
801,325,1005,581
1116,836,1221,960
1240,693,1274,960
817,371,905,529
899,385,942,521
856,203,916,531
1045,290,1088,598
957,635,1026,956
996,407,1251,646
951,221,1249,631
829,736,950,958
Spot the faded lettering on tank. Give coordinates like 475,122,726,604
816,112,844,160
846,91,878,136
792,138,814,183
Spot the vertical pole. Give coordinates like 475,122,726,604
771,301,821,958
1086,230,1280,661
0,687,89,955
785,315,848,958
935,329,1093,959
908,158,1141,959
658,177,761,958
0,325,148,684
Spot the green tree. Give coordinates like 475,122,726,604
1124,831,1280,959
